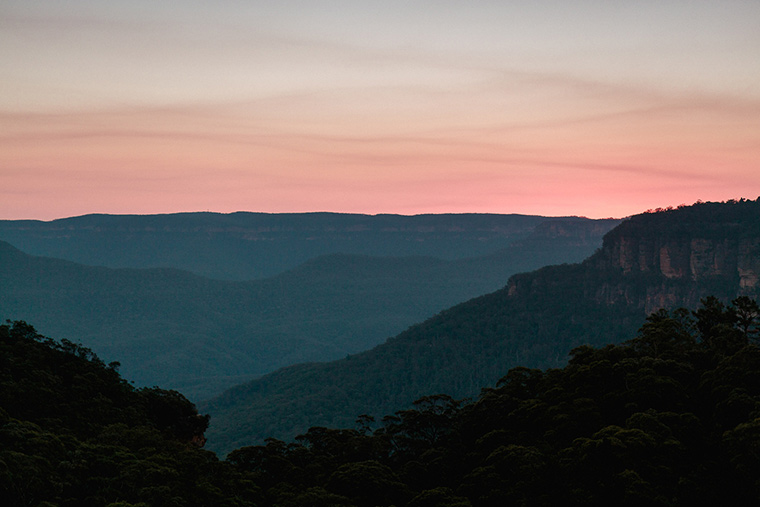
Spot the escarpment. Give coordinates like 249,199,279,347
507,200,760,314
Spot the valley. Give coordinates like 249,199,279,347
0,213,616,400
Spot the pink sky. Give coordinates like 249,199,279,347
2,1,759,220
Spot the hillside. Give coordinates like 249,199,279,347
0,218,614,401
0,320,260,506
4,306,759,505
0,212,598,280
224,302,760,506
202,199,760,455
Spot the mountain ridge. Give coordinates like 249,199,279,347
0,216,614,400
0,212,611,280
202,199,760,455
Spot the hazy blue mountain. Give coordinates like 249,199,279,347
0,212,605,280
201,200,760,456
0,217,615,401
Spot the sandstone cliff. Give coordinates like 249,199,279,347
508,199,760,314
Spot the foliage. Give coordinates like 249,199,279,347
223,297,760,506
3,294,760,505
0,321,259,506
203,199,760,452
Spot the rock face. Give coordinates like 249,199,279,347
738,238,760,289
508,200,760,314
606,231,758,285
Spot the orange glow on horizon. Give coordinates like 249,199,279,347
2,2,759,220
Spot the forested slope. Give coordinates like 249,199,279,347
203,200,760,453
0,321,254,506
223,298,760,506
5,297,759,505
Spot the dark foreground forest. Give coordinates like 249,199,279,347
2,296,759,506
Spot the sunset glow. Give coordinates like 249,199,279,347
2,1,759,219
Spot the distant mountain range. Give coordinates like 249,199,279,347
0,212,604,280
201,200,760,456
0,212,616,400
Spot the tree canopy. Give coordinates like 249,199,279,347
2,295,760,505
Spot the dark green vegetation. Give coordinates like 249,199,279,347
0,320,254,506
227,297,760,507
4,296,760,506
0,217,614,400
203,199,760,454
0,212,602,280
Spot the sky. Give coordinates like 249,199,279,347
2,1,759,220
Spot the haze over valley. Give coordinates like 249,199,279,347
2,0,760,504
2,200,760,506
0,212,617,400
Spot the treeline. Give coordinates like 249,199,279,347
608,197,760,241
2,295,760,505
225,296,760,506
0,321,254,506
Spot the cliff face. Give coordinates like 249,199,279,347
605,232,758,285
508,200,760,314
